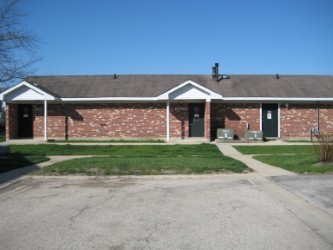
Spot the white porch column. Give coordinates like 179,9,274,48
44,100,48,141
166,99,170,141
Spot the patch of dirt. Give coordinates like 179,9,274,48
78,180,136,188
87,168,104,175
50,177,137,189
160,169,178,174
314,161,333,167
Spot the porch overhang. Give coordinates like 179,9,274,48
157,80,222,101
0,81,56,102
0,81,56,141
158,80,220,141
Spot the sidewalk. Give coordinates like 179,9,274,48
215,142,297,177
0,155,93,189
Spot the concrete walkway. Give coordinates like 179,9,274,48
0,155,94,188
215,143,297,177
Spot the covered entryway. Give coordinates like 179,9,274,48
189,103,205,137
262,103,279,137
0,81,55,140
161,80,222,141
18,104,33,138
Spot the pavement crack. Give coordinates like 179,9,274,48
36,193,60,199
70,203,91,222
69,194,115,223
0,183,31,201
133,223,160,249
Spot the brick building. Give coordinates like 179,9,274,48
1,66,333,141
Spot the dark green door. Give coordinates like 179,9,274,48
262,104,278,137
18,104,33,138
189,103,205,137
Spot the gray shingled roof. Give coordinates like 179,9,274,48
26,75,221,98
25,74,333,99
221,75,333,98
0,87,7,93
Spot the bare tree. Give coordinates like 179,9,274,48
0,0,40,86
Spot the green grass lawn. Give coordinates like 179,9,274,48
0,154,49,173
9,144,250,175
234,145,332,173
234,145,313,155
47,139,165,143
0,135,5,143
254,154,333,173
10,144,224,157
37,155,248,175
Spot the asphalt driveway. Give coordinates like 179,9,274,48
0,175,332,250
1,142,333,249
270,174,333,216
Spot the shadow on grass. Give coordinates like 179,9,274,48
0,154,49,186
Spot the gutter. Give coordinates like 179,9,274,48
222,97,333,102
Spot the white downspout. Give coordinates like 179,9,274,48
166,99,170,141
44,100,48,141
259,103,262,131
278,103,281,138
317,102,320,131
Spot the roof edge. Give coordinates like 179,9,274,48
0,81,57,101
157,80,222,100
223,97,333,102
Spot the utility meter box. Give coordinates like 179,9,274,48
217,128,234,140
245,130,263,141
311,128,320,136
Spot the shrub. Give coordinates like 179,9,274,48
312,134,333,162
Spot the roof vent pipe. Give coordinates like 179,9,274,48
212,63,219,81
212,67,216,79
215,63,219,79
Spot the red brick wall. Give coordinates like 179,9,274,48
211,103,333,139
8,102,209,140
7,102,333,140
34,104,65,138
319,104,333,134
170,103,189,139
33,102,211,140
6,104,18,139
211,103,260,139
280,104,333,137
33,103,167,139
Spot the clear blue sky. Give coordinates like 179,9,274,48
22,0,333,75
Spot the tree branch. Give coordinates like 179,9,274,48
0,0,41,86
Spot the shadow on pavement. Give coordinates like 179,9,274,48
0,163,40,186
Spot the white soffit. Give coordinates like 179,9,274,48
158,80,222,100
169,84,210,100
0,81,55,101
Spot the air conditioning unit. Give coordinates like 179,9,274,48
217,128,234,140
245,130,263,141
